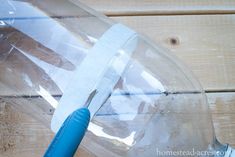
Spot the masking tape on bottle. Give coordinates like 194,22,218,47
51,24,137,133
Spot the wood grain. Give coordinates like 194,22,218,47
0,1,235,156
112,15,235,91
79,0,235,16
0,92,234,157
207,93,235,146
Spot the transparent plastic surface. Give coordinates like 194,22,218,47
0,0,233,157
0,0,113,123
81,35,227,157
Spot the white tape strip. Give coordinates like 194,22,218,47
225,146,235,157
51,24,137,133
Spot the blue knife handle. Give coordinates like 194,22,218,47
44,108,90,157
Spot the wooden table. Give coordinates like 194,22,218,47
0,1,235,156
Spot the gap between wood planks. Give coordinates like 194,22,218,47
107,11,235,17
79,0,235,17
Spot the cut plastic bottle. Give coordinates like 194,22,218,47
0,0,234,157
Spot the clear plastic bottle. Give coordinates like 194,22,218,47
0,0,234,157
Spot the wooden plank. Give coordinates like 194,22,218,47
112,15,235,91
79,0,235,16
0,100,53,157
207,93,235,146
0,92,234,156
